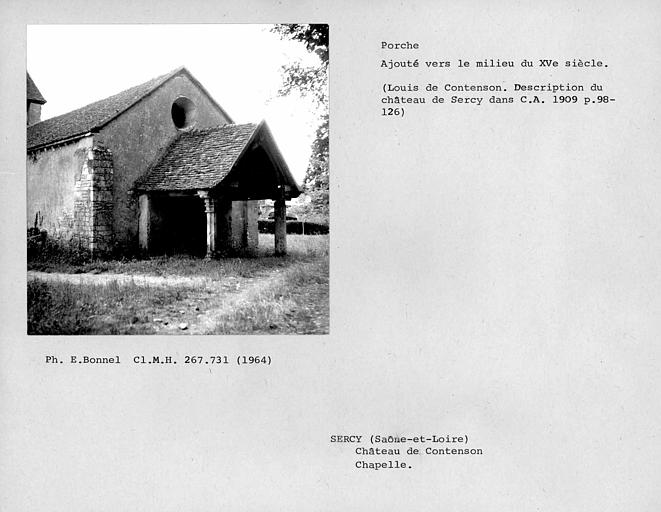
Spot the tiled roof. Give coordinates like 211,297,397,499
27,67,185,150
27,73,46,104
135,123,259,191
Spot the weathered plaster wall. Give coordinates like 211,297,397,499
246,200,259,251
231,200,259,252
27,136,94,241
27,103,42,125
97,73,231,251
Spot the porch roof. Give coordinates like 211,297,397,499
134,121,300,199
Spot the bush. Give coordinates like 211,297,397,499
258,220,329,235
27,227,47,259
27,228,93,267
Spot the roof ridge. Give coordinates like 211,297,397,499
191,122,257,132
182,122,258,139
27,67,197,150
30,67,182,129
92,67,185,128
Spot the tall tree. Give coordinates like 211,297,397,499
272,24,329,221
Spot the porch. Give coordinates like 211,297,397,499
133,121,300,257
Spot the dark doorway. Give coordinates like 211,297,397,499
149,195,206,256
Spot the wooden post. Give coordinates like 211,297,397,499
198,190,216,258
240,200,249,249
274,196,286,256
138,194,150,254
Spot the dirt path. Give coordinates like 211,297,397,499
28,266,327,334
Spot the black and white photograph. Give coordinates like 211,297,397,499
26,24,330,335
3,1,661,511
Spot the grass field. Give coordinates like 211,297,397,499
27,235,329,335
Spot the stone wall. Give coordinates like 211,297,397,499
73,145,114,253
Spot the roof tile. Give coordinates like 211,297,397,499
27,73,46,104
27,68,182,150
135,123,258,191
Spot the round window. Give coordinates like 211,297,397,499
171,97,197,129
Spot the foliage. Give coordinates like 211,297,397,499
272,24,329,221
28,228,147,272
271,24,329,65
258,219,329,235
28,228,94,268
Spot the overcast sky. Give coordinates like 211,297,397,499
27,24,322,185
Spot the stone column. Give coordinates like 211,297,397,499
198,190,216,258
138,194,150,254
90,146,114,253
274,197,287,256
